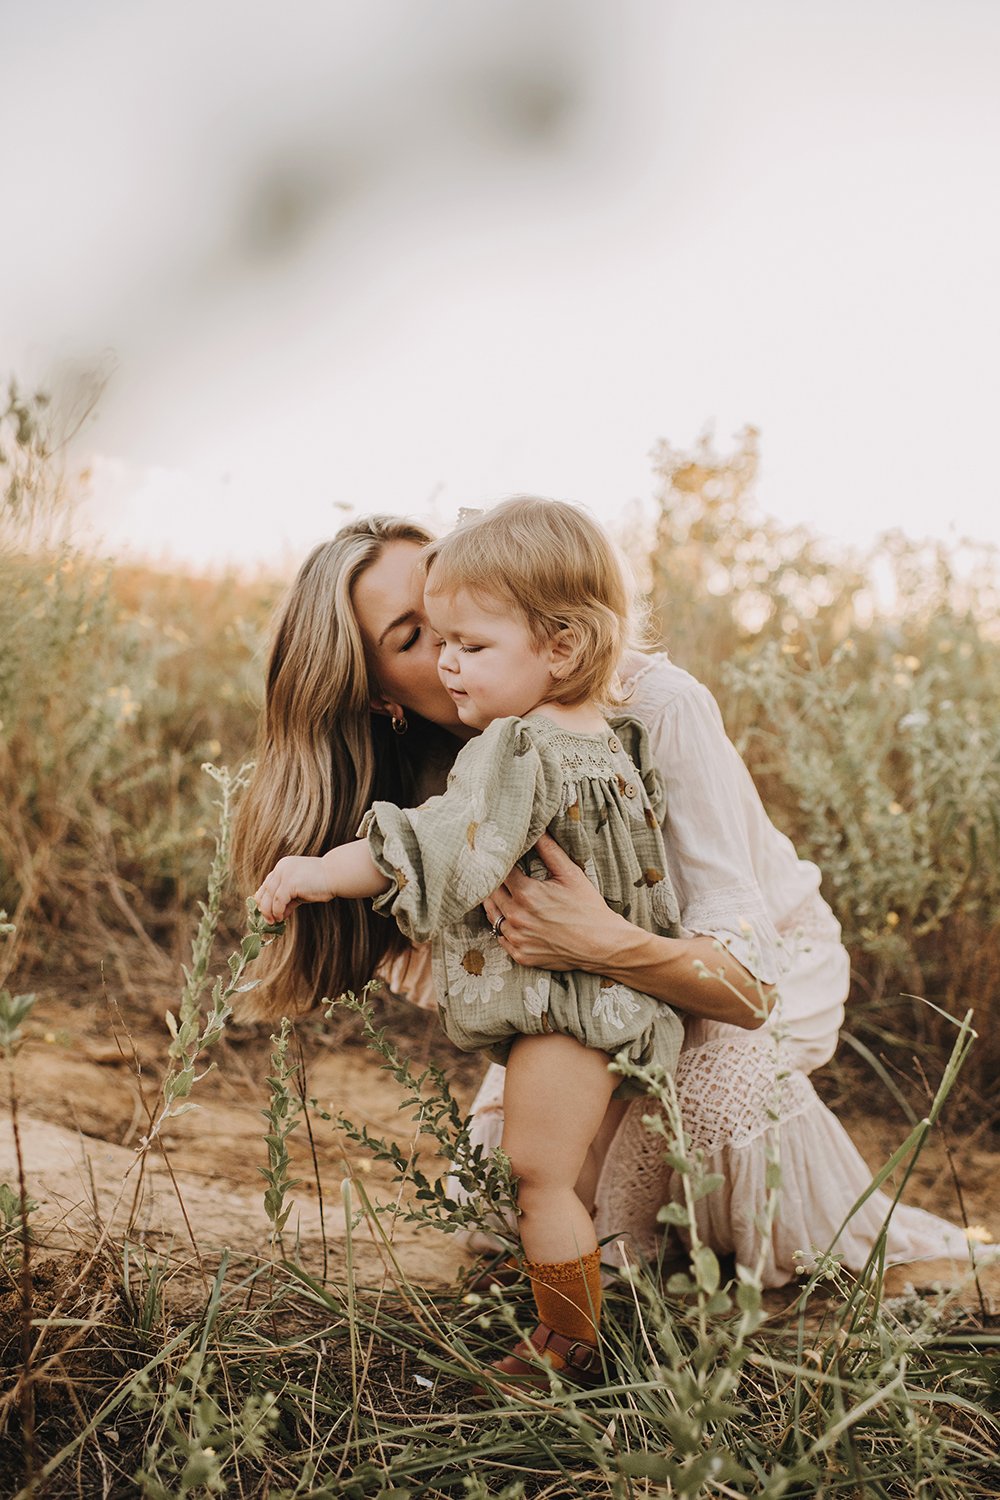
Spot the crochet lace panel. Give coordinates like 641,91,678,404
596,1032,819,1239
538,729,630,777
674,1032,817,1153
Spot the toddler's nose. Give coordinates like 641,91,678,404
438,641,459,675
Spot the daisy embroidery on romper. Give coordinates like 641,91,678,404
592,981,642,1032
455,789,510,906
445,924,512,1005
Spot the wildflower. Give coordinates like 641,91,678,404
206,738,222,757
898,710,930,731
893,672,910,686
885,912,900,928
354,1157,373,1175
888,802,904,816
903,655,920,670
106,685,139,724
965,1225,993,1244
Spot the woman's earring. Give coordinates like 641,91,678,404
391,714,408,736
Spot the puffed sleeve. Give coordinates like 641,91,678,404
359,717,564,944
643,677,789,985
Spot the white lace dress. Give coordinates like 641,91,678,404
386,654,979,1286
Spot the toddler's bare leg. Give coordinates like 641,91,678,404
502,1033,616,1264
576,1096,629,1213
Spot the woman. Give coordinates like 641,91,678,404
234,513,974,1286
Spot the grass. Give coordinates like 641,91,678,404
1,384,999,1494
1,785,996,1497
2,1024,997,1496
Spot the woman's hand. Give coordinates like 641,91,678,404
482,834,627,972
483,833,772,1029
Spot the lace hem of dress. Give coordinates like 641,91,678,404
460,1040,978,1288
590,1031,976,1286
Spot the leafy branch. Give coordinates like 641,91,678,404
134,764,282,1166
320,988,519,1244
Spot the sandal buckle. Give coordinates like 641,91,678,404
565,1340,598,1372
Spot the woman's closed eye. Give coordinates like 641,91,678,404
398,627,421,652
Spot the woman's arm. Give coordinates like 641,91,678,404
483,834,774,1029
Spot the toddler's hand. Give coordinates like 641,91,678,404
255,856,336,923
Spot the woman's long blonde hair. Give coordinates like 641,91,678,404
233,515,446,1018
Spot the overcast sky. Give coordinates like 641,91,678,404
2,0,998,571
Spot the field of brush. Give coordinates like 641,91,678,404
2,388,999,1497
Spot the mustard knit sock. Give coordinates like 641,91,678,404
523,1249,602,1368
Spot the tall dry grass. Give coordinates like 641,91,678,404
646,428,1000,1108
3,386,999,1100
3,393,1000,1102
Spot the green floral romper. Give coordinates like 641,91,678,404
361,713,684,1088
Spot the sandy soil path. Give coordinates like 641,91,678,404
2,988,996,1306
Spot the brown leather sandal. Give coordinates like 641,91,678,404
486,1322,603,1391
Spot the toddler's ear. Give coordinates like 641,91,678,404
548,623,585,679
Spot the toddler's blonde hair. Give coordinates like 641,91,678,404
423,496,640,706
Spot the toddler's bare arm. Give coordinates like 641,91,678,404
255,842,390,922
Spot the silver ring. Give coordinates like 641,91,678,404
491,913,506,938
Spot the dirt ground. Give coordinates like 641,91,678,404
2,983,998,1311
